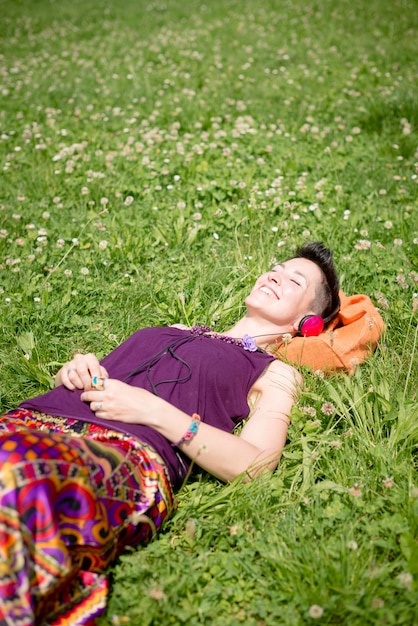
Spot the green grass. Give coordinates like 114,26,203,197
0,0,417,623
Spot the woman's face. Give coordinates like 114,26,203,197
245,258,323,331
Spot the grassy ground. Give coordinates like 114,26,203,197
0,0,417,623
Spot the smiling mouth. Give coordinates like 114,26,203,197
259,286,278,299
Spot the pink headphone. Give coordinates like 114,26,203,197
297,298,341,337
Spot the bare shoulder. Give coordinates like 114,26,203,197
243,358,302,450
170,323,190,330
252,358,303,396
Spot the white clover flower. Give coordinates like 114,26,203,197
376,292,389,309
80,267,89,275
354,240,371,250
301,406,317,417
382,476,394,489
124,195,134,206
349,484,362,497
397,572,413,590
98,240,108,250
321,402,335,416
308,605,324,619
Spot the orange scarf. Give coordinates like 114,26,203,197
277,292,385,373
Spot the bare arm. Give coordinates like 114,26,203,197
171,359,301,480
80,360,301,482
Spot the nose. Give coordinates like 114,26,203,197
269,270,280,284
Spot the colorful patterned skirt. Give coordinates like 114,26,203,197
0,409,175,626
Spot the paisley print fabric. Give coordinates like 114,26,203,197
0,409,175,626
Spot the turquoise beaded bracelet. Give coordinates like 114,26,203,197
171,413,201,447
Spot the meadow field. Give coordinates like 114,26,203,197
0,0,417,623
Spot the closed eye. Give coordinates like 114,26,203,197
271,263,307,287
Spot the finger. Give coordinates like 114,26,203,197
73,353,100,390
80,389,105,404
61,364,78,390
67,366,85,390
100,365,109,378
85,355,108,390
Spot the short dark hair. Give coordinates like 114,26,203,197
293,242,340,323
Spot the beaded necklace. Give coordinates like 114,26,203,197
190,325,258,352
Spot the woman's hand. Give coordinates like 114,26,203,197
80,379,161,426
55,353,109,391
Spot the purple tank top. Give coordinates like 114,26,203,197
20,327,275,486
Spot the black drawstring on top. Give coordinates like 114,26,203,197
122,335,196,396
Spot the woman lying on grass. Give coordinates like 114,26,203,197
0,241,340,626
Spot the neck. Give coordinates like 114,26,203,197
223,318,293,351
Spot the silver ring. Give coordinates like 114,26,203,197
94,402,102,411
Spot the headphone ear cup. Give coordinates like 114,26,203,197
298,315,325,337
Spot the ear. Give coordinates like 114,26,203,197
292,319,300,333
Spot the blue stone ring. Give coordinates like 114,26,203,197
91,375,106,390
